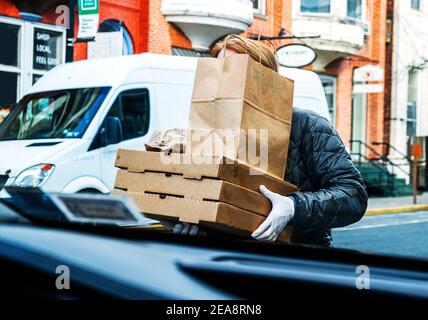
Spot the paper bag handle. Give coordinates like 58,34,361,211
222,34,278,69
257,34,279,66
222,34,249,56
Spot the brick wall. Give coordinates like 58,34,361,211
151,0,291,53
383,0,394,156
324,0,388,154
147,0,171,54
244,0,292,50
326,59,353,142
74,0,150,60
366,0,387,156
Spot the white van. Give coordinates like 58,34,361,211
0,53,329,195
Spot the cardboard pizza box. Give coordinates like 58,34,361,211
112,190,293,243
115,149,298,195
115,169,272,216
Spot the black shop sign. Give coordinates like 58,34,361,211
33,28,61,71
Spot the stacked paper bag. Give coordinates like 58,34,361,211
112,54,297,242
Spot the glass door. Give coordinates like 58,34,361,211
0,20,22,109
0,16,65,107
351,91,368,159
320,75,337,126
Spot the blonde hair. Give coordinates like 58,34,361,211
211,34,279,72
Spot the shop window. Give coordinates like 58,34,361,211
0,71,18,108
0,16,65,108
347,0,363,19
407,70,419,137
300,0,331,13
0,22,21,108
320,75,337,126
251,0,266,15
411,0,421,10
0,22,20,67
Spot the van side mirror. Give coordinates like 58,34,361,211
101,116,123,146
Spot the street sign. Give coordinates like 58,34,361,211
353,83,384,93
276,43,317,68
353,65,384,82
88,32,123,59
411,143,422,204
412,143,422,160
77,0,99,41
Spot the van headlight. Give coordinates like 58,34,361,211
12,164,55,188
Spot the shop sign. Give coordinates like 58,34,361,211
77,0,99,41
412,144,422,160
276,44,317,68
33,28,61,71
353,83,384,94
354,65,384,82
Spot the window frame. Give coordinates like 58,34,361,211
0,17,24,105
299,0,333,16
411,0,421,11
0,15,66,105
252,0,267,16
346,0,364,20
90,87,151,150
31,24,66,80
319,74,337,127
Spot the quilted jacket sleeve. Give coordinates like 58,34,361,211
288,114,368,229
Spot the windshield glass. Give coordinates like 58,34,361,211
0,87,110,141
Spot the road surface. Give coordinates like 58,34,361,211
333,211,428,260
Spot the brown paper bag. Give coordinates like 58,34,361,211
145,129,186,154
186,54,294,179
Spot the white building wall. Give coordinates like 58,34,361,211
291,0,368,70
391,0,428,163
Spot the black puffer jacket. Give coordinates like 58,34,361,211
285,108,368,247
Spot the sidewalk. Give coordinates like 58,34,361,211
366,192,428,215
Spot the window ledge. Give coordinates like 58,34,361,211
254,13,268,21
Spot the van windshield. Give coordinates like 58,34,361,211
0,87,110,141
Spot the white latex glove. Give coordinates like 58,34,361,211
252,185,295,242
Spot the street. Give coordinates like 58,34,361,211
333,211,428,259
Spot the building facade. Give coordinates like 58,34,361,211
0,0,67,109
388,0,428,185
0,0,389,153
0,0,291,108
0,0,390,156
291,0,388,157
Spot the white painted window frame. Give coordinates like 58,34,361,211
0,16,24,102
345,0,367,21
298,0,334,17
253,0,267,16
319,74,337,127
0,15,66,102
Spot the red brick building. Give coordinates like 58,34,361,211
71,0,292,58
0,0,388,158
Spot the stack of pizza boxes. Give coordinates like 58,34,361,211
112,147,298,242
112,54,298,242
